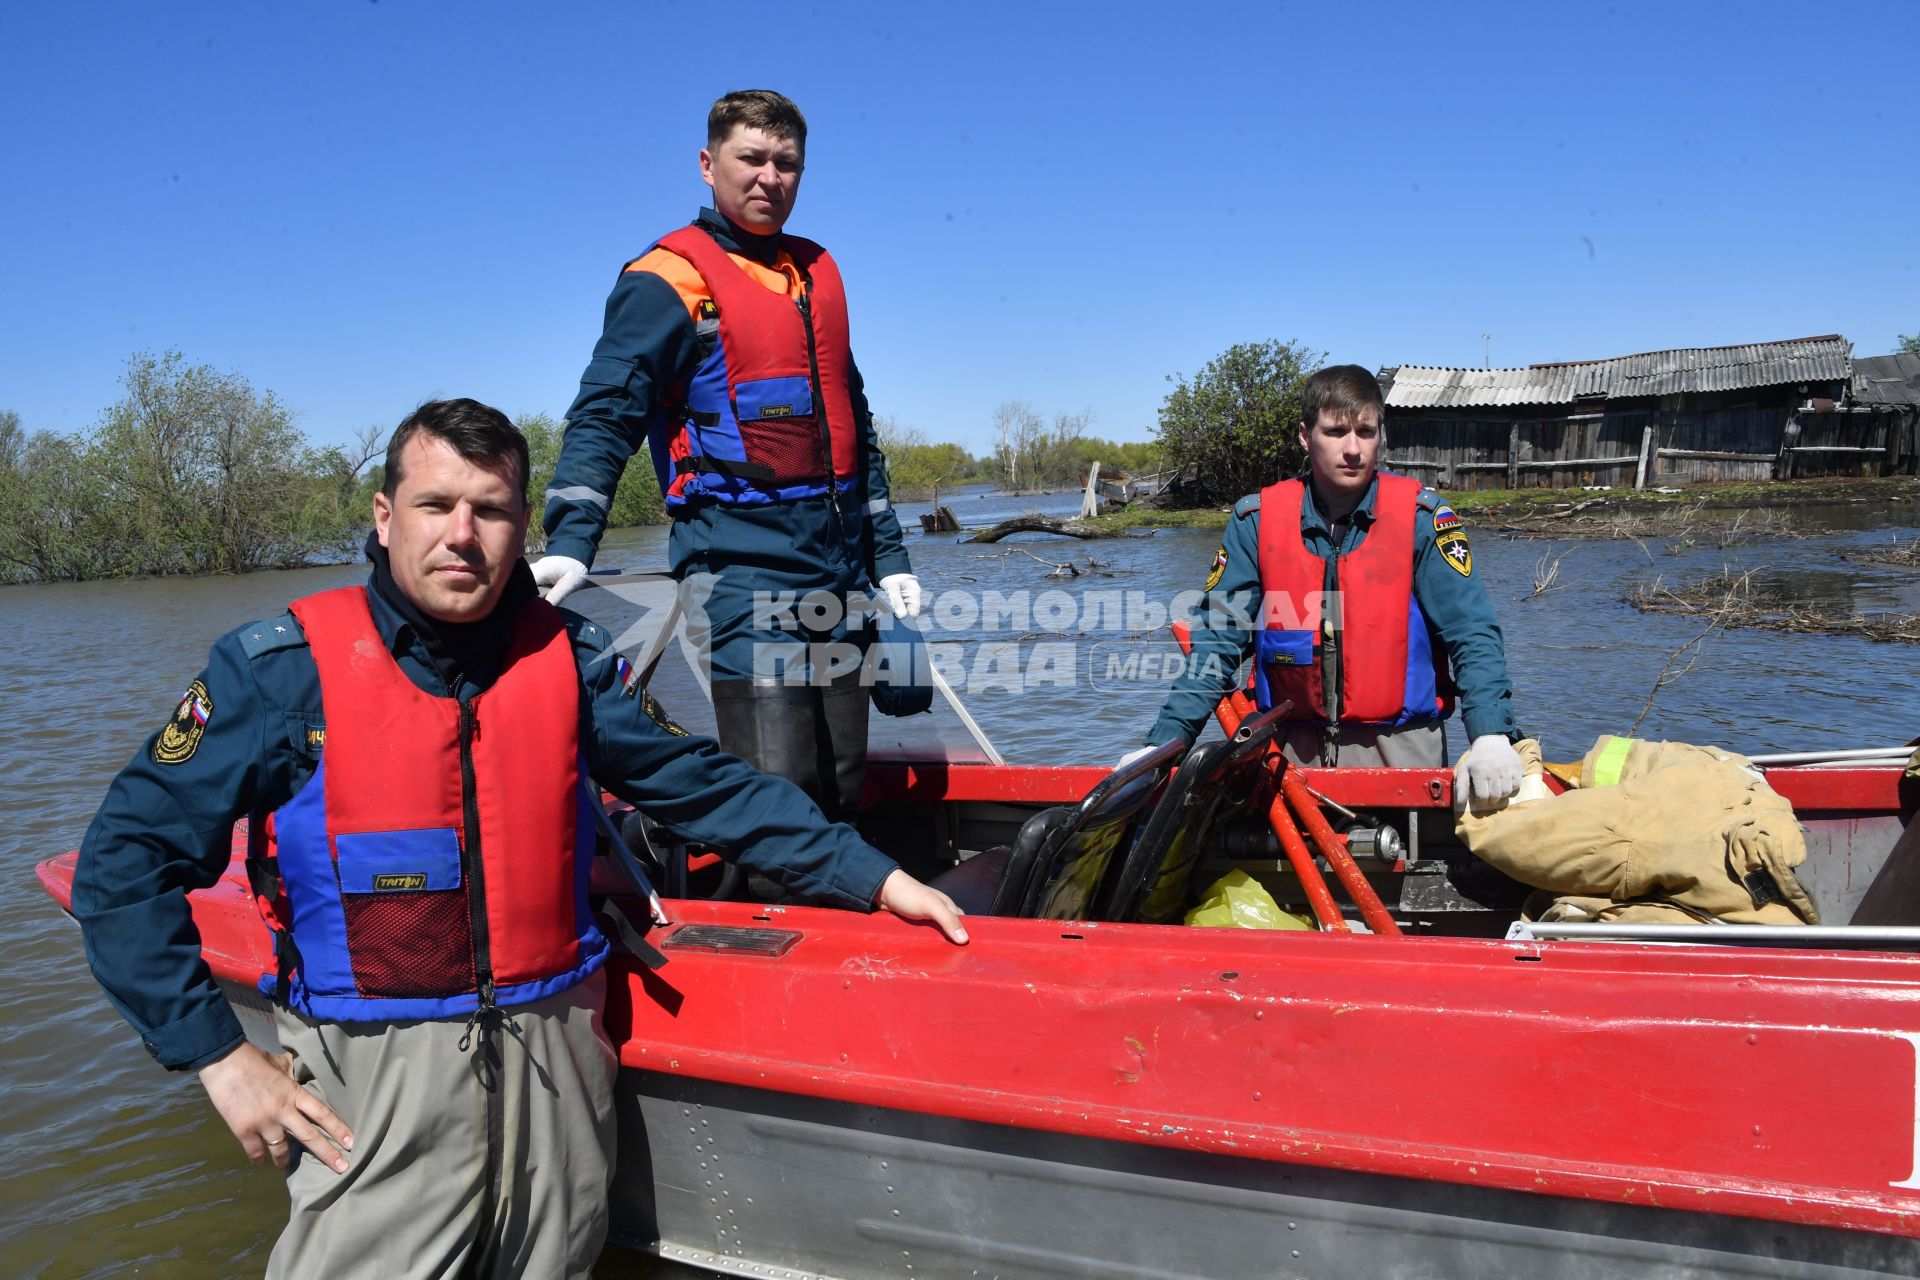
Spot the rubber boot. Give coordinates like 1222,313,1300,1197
818,670,871,821
711,680,831,809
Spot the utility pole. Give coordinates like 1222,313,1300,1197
1481,332,1491,369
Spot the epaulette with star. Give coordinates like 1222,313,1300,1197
238,612,307,660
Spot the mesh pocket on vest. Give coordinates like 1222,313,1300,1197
740,415,830,484
342,889,475,997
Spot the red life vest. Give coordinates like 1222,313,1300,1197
256,587,604,1022
1253,474,1454,726
657,226,860,507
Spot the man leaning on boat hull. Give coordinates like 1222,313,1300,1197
72,399,965,1279
1124,364,1525,802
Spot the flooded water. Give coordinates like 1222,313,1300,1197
3,483,1917,1276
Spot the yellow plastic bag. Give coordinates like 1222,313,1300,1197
1184,870,1314,930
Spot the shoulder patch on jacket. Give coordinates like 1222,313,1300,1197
1204,545,1229,592
1233,493,1262,519
237,613,307,661
154,680,213,764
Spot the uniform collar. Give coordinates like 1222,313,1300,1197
1299,472,1382,532
693,206,783,266
359,532,536,689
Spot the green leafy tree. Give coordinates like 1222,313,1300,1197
873,415,974,501
89,351,340,575
989,404,1124,491
1154,339,1322,507
0,410,121,582
518,412,664,549
607,461,666,528
0,354,383,583
519,411,566,510
1899,333,1920,356
290,424,386,563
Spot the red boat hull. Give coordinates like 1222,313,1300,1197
38,761,1920,1275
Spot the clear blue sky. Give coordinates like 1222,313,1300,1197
2,1,1912,455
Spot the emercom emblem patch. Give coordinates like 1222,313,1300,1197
1437,528,1473,577
154,680,213,765
643,689,691,737
1204,546,1228,592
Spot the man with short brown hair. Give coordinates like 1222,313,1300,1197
1124,364,1523,798
705,86,808,155
75,398,963,1278
532,89,921,825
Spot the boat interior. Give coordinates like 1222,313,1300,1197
609,706,1920,949
577,573,1920,948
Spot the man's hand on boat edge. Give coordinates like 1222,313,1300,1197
876,869,969,944
198,1042,354,1174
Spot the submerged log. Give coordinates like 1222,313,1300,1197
964,515,1117,543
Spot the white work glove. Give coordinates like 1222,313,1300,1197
878,572,923,618
1464,734,1524,802
1115,744,1158,771
530,554,589,606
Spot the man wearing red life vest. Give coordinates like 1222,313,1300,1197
74,400,964,1277
1124,365,1524,802
530,90,920,824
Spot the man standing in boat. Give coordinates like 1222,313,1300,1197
1123,365,1524,800
72,399,965,1278
530,89,921,824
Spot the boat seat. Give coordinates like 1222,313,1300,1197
933,808,1071,917
930,739,1184,920
1095,703,1294,924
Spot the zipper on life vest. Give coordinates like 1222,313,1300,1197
1322,527,1345,753
795,287,846,542
454,686,508,1275
455,691,497,1025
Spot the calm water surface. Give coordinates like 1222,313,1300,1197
3,484,1917,1276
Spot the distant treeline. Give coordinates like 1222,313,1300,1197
0,353,382,585
3,335,1327,583
870,338,1329,509
519,412,665,536
0,353,667,586
876,405,1162,502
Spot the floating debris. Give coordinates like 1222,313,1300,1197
1627,569,1920,644
1847,536,1920,570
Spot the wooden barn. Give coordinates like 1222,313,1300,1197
1375,336,1895,490
1845,352,1920,476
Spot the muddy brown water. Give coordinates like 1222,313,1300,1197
3,485,1917,1277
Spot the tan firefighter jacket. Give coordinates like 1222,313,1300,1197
1453,735,1818,926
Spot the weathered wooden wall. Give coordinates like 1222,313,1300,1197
1785,409,1899,479
1385,395,1903,491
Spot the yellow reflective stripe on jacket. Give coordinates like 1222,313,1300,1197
1589,735,1634,788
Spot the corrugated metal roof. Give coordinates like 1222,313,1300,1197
1384,336,1852,408
1851,353,1920,406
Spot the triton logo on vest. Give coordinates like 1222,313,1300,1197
370,873,429,892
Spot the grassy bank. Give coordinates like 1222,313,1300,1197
1082,475,1919,536
1449,474,1919,519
